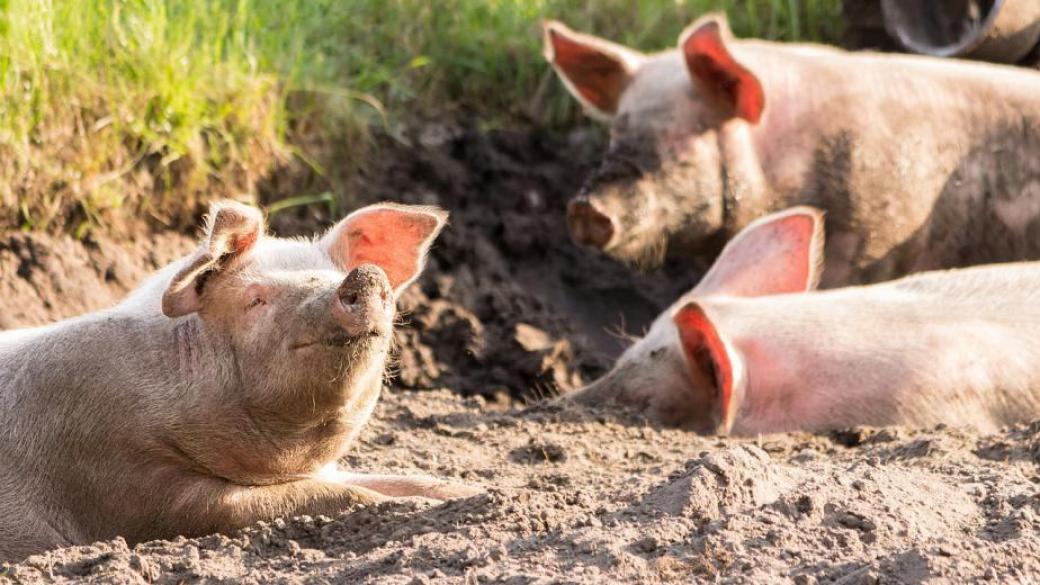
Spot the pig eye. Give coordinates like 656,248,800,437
246,296,266,310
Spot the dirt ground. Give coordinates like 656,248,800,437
3,123,1040,583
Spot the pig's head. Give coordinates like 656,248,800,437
544,14,765,266
160,200,446,420
564,207,823,435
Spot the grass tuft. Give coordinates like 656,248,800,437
0,0,843,235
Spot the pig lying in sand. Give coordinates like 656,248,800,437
545,14,1040,285
0,201,477,562
566,207,1040,435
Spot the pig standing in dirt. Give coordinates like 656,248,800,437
545,14,1040,284
0,201,477,562
566,207,1040,435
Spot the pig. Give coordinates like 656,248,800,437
0,200,478,562
544,14,1040,285
565,206,1040,435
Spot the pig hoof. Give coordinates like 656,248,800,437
349,485,391,506
423,483,484,501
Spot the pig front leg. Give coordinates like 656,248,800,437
165,471,480,540
157,477,388,540
316,464,483,500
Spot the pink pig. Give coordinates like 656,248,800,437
566,207,1040,435
544,14,1040,285
0,200,477,562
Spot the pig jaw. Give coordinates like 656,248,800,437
571,318,739,434
260,267,395,421
179,266,396,483
575,163,728,268
276,266,396,457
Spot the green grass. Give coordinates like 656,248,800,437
0,0,843,235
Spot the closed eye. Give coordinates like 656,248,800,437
247,297,266,309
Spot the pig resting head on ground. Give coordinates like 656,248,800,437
544,14,764,267
564,207,823,435
161,200,446,479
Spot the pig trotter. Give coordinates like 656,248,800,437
317,466,483,501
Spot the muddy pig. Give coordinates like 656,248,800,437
565,206,1040,435
544,14,1040,284
0,200,478,562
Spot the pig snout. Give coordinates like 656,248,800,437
333,265,393,337
567,196,616,249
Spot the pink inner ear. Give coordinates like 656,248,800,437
698,212,818,298
341,209,437,291
674,303,734,424
230,231,258,256
683,23,764,123
549,28,628,114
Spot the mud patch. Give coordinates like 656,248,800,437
0,231,193,328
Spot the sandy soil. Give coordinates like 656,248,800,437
2,122,1039,583
4,391,1040,583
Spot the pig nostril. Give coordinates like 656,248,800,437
339,264,393,309
567,199,615,249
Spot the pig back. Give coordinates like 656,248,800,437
708,262,1040,433
740,44,1040,285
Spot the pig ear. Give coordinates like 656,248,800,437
161,202,265,318
694,206,824,297
673,302,745,435
321,203,448,295
680,14,765,124
543,20,645,121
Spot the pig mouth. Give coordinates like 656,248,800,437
290,330,384,351
601,231,670,270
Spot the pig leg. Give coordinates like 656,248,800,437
316,464,482,500
154,477,388,540
222,479,390,520
165,472,477,539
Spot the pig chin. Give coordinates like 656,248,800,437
587,187,703,270
295,330,388,353
602,231,669,269
289,320,392,355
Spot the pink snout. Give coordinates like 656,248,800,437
332,265,393,337
567,196,616,249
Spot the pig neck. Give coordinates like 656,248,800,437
721,41,1040,234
